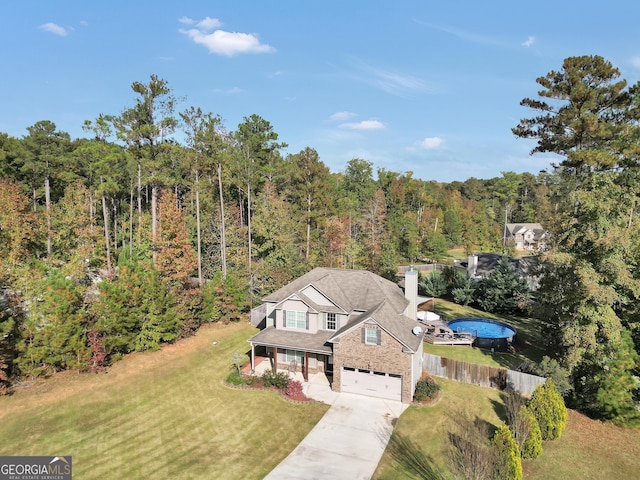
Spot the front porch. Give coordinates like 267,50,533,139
243,355,337,403
247,327,334,381
245,354,332,385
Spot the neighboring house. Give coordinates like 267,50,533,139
460,253,541,291
505,223,548,251
248,267,423,403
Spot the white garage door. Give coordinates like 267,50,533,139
341,367,402,401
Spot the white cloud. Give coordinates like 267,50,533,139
348,59,430,96
213,86,243,94
419,22,503,47
339,120,385,130
179,17,274,57
522,36,536,47
630,57,640,69
417,136,445,149
79,20,89,27
39,22,68,37
197,17,222,31
329,111,357,122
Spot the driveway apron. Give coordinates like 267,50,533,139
264,393,405,480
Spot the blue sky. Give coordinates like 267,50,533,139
2,1,640,182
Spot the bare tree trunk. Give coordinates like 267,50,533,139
247,181,252,281
45,174,51,255
195,169,203,286
112,198,117,249
218,162,227,279
306,193,311,262
101,189,112,274
129,186,134,257
151,185,158,267
137,162,142,245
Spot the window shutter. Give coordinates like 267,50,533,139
306,311,310,330
283,310,287,328
361,328,365,343
323,312,327,330
376,329,381,345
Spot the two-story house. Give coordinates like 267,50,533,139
248,267,423,403
505,223,548,250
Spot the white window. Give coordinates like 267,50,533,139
285,310,307,329
285,350,304,364
325,312,337,330
365,327,380,345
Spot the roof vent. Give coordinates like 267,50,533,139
412,325,423,336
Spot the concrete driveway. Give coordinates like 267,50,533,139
264,393,406,480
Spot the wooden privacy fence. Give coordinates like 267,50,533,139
423,353,546,396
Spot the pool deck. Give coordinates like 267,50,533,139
420,319,475,346
424,333,475,346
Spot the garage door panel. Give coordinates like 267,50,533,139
341,368,402,401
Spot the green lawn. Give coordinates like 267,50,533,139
373,378,640,480
373,378,505,479
3,311,638,480
375,299,640,479
426,299,548,369
0,322,328,479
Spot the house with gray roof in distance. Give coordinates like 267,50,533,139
505,223,548,251
248,267,423,403
459,253,541,291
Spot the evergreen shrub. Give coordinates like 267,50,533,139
528,378,568,440
492,423,522,480
414,376,440,402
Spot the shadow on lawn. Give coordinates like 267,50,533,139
384,431,446,480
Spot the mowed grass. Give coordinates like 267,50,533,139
377,299,640,479
373,378,505,479
426,299,548,369
374,379,640,480
522,409,640,480
0,322,329,479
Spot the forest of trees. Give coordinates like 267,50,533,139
0,56,638,426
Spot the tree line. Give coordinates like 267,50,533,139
0,56,638,426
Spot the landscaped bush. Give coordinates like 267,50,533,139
286,380,303,397
414,376,441,402
226,369,246,386
519,406,543,459
528,378,568,440
510,404,543,459
261,369,290,389
492,423,522,480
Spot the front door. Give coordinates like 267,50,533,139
317,355,333,374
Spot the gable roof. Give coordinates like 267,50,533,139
328,300,422,353
505,223,547,240
263,267,409,314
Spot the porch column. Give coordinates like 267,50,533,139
304,352,309,381
273,347,278,373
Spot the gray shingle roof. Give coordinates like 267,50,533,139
249,327,334,354
263,267,409,313
262,268,421,353
329,300,422,353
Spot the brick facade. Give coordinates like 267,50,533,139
332,323,414,403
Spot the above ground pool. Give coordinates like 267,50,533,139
447,318,517,350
